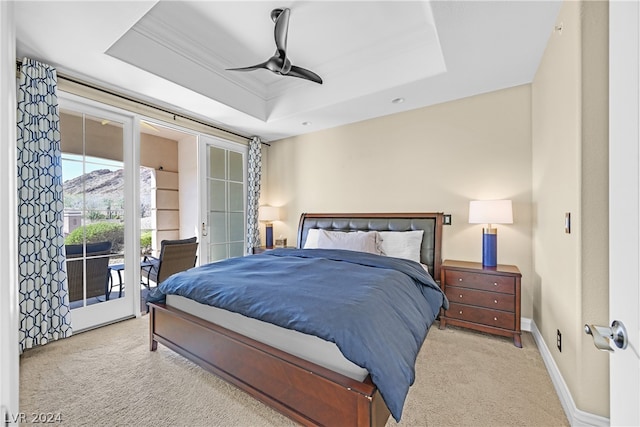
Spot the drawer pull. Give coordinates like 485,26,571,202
494,317,498,321
458,278,463,282
493,282,498,286
494,299,498,304
459,294,463,298
459,310,463,315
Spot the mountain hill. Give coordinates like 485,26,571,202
63,168,152,217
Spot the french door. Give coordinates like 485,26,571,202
59,95,139,331
200,135,247,263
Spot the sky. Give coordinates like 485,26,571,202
61,153,123,182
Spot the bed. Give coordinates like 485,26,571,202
148,212,445,426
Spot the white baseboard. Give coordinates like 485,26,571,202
524,318,610,427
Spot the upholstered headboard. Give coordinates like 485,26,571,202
297,212,444,281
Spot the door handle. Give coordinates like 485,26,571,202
201,222,208,237
584,320,628,352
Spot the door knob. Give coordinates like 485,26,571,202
584,320,628,352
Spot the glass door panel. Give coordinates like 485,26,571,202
229,151,243,181
209,180,226,210
209,146,226,179
229,182,244,211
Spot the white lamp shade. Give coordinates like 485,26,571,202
259,206,280,222
469,200,513,225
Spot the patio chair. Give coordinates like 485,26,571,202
65,241,112,302
140,237,198,288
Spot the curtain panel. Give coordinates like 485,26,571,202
17,57,72,352
246,136,262,253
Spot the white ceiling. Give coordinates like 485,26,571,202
15,1,562,142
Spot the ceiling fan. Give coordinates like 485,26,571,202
227,8,323,85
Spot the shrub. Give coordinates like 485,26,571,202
65,222,124,253
140,230,152,255
66,223,154,254
87,210,106,221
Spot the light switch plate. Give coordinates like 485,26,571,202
443,214,452,225
565,212,571,233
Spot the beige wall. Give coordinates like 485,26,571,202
264,84,534,318
141,133,179,172
152,169,180,253
178,136,200,246
532,0,609,417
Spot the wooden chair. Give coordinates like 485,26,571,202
65,241,112,302
140,237,198,288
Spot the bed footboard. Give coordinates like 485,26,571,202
149,302,390,427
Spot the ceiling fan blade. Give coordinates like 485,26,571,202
272,8,290,55
287,65,323,84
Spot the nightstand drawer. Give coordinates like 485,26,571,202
444,270,515,294
445,286,515,312
446,303,515,330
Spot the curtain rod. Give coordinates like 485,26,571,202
15,59,271,147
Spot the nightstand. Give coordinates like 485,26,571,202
439,260,522,347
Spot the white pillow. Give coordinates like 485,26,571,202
316,230,382,255
379,230,424,263
303,229,320,248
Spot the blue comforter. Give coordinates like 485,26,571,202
147,248,448,421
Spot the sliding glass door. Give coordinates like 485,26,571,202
59,96,138,331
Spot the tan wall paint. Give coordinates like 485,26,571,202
178,137,200,244
265,85,533,318
532,0,609,417
580,0,609,416
140,133,179,172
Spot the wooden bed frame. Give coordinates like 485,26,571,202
149,212,443,426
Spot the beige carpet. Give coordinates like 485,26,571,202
19,317,569,426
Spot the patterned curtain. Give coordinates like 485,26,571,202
17,58,72,352
246,136,262,253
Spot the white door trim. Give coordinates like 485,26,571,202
0,1,20,423
609,1,640,425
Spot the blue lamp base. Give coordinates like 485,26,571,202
482,228,497,267
265,223,274,249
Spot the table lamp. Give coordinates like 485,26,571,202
259,206,280,249
468,200,513,267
